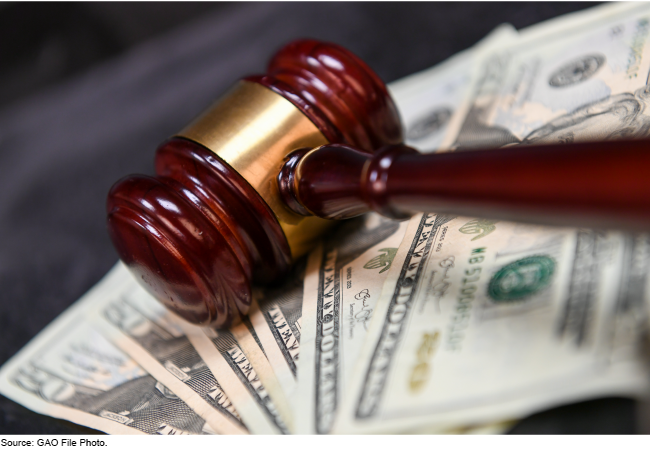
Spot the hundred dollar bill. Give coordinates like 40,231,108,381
446,2,650,150
0,266,213,435
294,214,409,433
92,272,287,434
334,214,650,434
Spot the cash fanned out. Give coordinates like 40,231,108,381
3,1,650,434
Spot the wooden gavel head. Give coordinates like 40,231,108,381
107,40,404,328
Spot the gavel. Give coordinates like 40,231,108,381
107,39,650,328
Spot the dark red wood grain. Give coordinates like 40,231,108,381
282,140,650,231
106,40,403,327
107,138,292,327
247,39,403,151
279,144,374,220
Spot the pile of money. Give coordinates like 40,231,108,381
2,2,650,434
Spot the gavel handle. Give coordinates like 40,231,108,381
279,139,650,230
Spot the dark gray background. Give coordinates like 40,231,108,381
1,2,638,434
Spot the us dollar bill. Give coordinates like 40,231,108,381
92,271,288,434
178,319,291,434
332,5,650,432
391,24,517,153
445,2,650,150
0,266,214,435
89,276,249,435
294,214,409,433
334,214,650,434
228,315,295,431
237,258,308,410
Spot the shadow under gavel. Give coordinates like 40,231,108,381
106,39,650,328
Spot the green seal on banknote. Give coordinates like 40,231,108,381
488,255,555,302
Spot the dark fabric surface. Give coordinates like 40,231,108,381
1,2,637,434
